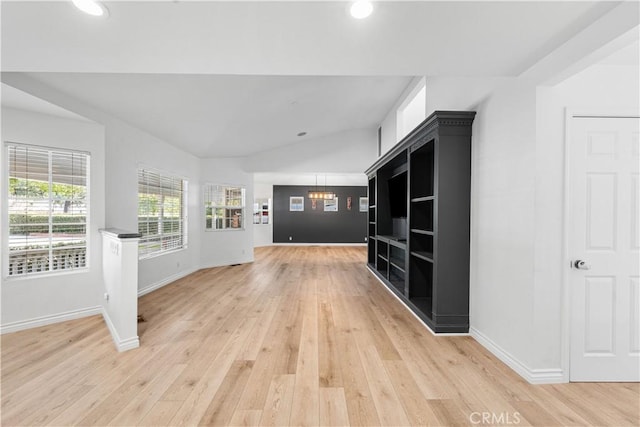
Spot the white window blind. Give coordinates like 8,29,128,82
204,184,245,231
6,143,89,277
138,168,187,259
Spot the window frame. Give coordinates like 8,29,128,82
137,166,188,260
204,184,246,232
4,141,91,279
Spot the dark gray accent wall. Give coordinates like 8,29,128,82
273,185,367,243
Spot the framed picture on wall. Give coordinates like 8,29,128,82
290,196,304,211
359,197,368,212
347,196,352,211
324,198,338,212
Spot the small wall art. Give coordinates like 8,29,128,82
359,197,368,212
347,196,352,211
324,197,338,212
290,196,304,211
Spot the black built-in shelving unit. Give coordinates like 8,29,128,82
365,111,475,333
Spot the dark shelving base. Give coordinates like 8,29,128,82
367,266,469,334
408,297,432,318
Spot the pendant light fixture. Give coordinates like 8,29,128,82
308,175,335,200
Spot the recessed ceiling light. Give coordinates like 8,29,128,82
72,0,109,17
297,132,307,137
350,1,373,19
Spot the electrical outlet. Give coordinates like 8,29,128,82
104,293,109,301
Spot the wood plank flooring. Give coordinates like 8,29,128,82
2,246,638,426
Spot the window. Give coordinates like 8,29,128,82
397,79,426,141
253,198,270,224
6,143,89,277
138,168,187,259
204,184,245,231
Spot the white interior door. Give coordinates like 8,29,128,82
569,115,640,381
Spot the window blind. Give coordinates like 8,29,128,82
138,168,187,258
7,143,89,277
204,184,245,230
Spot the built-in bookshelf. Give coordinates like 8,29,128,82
367,176,376,266
365,111,475,333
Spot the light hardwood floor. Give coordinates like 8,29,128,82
2,246,638,426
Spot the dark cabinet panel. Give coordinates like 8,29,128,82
365,111,474,333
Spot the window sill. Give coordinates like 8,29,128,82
4,267,90,281
138,246,187,261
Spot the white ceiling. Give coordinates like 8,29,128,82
1,83,92,122
0,1,624,158
18,73,412,157
1,1,618,76
599,40,640,66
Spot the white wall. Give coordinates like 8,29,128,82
0,107,106,330
425,77,511,114
103,119,202,294
252,172,367,247
379,77,424,156
244,128,377,174
1,74,206,296
376,72,542,371
247,127,374,248
412,58,639,383
253,180,274,248
101,232,140,351
0,76,264,333
468,78,539,371
396,80,425,141
200,157,254,267
533,63,640,369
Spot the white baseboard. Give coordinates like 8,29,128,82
101,309,139,352
199,256,254,270
469,326,566,384
138,267,199,297
0,306,102,334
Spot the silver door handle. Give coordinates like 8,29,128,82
573,260,591,270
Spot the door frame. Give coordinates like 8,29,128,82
561,109,640,382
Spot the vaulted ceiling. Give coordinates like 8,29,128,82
1,1,623,157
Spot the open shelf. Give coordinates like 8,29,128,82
411,251,433,263
409,297,432,317
368,207,376,223
411,196,434,203
367,238,376,265
410,139,434,199
409,257,433,319
368,176,376,206
389,266,406,294
410,228,433,236
389,257,405,271
389,244,406,272
410,199,433,232
376,257,388,276
410,232,433,255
